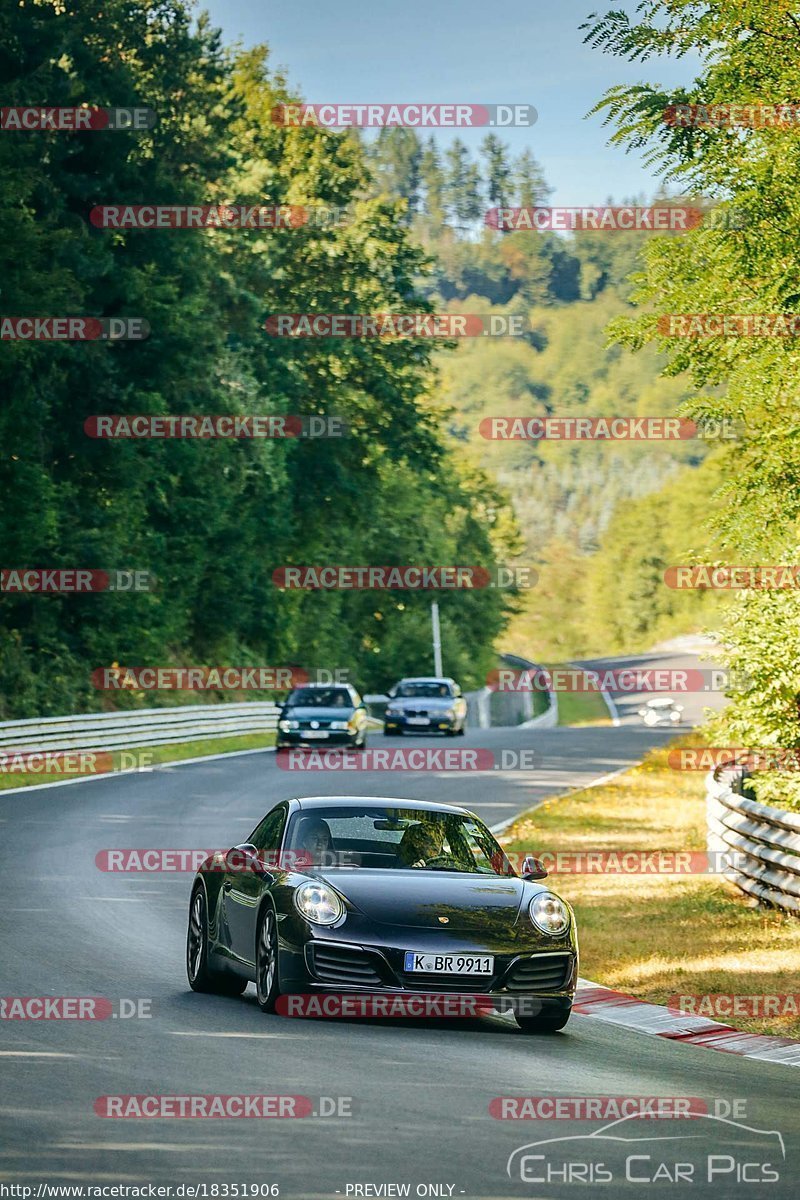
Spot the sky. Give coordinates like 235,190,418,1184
201,0,701,206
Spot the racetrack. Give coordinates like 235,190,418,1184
2,650,798,1197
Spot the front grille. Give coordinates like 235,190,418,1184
402,708,429,717
310,944,384,987
504,954,572,993
298,720,331,730
399,974,495,993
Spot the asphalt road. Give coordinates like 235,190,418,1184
2,648,798,1198
573,635,727,728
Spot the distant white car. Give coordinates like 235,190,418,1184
639,697,683,726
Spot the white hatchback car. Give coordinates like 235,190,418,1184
638,696,684,726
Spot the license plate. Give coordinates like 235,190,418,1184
404,952,494,975
301,730,329,739
405,717,430,726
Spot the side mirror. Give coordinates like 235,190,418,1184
522,855,548,880
224,843,260,873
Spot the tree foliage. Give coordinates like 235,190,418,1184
0,1,513,716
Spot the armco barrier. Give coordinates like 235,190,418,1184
497,653,557,729
707,765,800,914
0,703,280,755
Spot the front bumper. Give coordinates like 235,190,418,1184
276,915,578,1003
384,713,458,733
276,729,359,748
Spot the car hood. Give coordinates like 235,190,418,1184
313,868,526,931
389,696,455,710
282,706,353,721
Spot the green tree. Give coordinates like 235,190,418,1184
513,148,550,207
419,136,446,225
444,139,483,229
584,0,800,765
481,133,513,208
367,127,422,221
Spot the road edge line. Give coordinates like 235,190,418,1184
0,745,276,798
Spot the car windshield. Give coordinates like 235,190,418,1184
394,682,453,698
286,688,351,708
284,806,515,875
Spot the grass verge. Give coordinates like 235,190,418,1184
546,663,612,726
503,740,800,1038
0,729,276,791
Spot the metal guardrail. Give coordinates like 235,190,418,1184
0,655,557,758
706,766,800,915
496,654,557,728
0,703,281,754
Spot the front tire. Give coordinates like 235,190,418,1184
516,1008,571,1033
255,906,281,1013
187,887,246,995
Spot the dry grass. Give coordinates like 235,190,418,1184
503,742,800,1038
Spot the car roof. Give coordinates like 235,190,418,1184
645,696,678,706
292,795,472,816
395,677,456,685
290,682,353,688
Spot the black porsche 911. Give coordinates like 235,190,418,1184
187,796,578,1032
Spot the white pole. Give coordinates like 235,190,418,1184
431,601,443,676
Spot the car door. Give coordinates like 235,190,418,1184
222,804,288,965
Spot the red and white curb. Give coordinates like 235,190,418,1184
574,979,800,1067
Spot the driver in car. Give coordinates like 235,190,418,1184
294,817,335,867
397,822,445,868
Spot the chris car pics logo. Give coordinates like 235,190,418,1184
506,1113,784,1186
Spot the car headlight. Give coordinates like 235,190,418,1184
529,892,570,936
329,720,349,731
294,882,343,926
385,707,400,717
443,708,455,720
278,718,299,731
